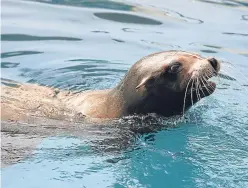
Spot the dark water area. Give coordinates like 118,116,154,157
1,0,248,187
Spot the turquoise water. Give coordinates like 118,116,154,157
1,0,248,187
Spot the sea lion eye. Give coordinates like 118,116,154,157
168,62,182,74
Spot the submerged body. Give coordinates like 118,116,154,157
1,51,220,122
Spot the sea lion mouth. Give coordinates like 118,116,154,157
200,80,216,96
186,76,217,99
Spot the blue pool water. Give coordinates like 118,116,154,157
1,0,248,187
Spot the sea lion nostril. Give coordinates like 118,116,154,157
208,58,218,70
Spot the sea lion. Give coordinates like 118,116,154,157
63,50,220,118
1,50,220,121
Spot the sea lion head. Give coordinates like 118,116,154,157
118,51,221,117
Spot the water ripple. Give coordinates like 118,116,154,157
1,62,20,68
222,32,248,37
1,51,43,58
19,59,127,91
29,0,134,11
1,34,82,41
94,12,162,25
242,15,248,21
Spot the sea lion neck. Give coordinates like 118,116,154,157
113,72,142,110
112,74,169,116
113,73,192,117
115,84,185,117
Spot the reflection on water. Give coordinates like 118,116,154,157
1,0,248,187
196,0,248,7
242,15,248,20
1,34,82,41
1,62,20,68
94,12,162,25
200,49,217,53
196,0,241,7
222,32,248,37
33,0,134,11
19,59,128,91
1,51,44,58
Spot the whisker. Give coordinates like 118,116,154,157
199,78,207,97
190,79,199,125
195,78,200,102
191,79,195,107
183,77,193,119
196,77,202,101
201,76,212,95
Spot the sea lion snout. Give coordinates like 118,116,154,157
208,57,220,72
208,58,218,70
189,57,220,79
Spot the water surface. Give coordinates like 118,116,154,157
1,0,248,187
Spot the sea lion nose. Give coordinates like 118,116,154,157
208,58,218,71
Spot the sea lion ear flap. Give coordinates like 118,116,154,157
136,76,151,89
